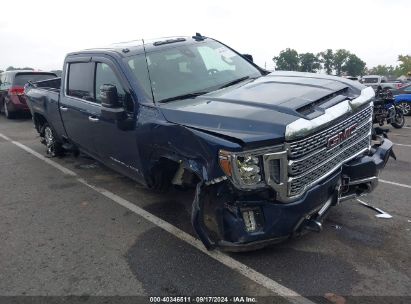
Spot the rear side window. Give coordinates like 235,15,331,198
67,63,94,100
13,73,57,86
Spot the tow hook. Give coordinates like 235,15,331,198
304,219,323,232
302,194,334,233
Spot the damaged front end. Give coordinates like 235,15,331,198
192,134,394,252
190,96,395,251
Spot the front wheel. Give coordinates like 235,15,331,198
398,102,411,116
391,108,405,129
41,123,64,157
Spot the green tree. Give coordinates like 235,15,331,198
299,52,322,73
369,65,390,76
342,54,366,77
320,49,334,75
273,48,300,71
333,49,350,76
6,66,33,71
368,65,399,78
397,55,411,76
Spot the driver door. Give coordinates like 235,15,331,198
91,58,144,182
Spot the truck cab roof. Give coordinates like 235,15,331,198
68,35,206,58
1,70,56,76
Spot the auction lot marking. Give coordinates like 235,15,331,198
379,179,411,189
394,143,411,148
0,132,314,304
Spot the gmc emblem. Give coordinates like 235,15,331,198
327,124,357,149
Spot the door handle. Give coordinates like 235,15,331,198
60,106,68,111
88,116,99,122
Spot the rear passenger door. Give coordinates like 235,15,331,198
60,59,101,158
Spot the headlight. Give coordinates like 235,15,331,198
236,155,261,185
219,150,265,189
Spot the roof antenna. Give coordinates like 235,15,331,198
142,38,156,102
192,32,206,41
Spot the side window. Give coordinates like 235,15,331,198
95,63,125,104
127,55,152,99
404,86,411,92
67,62,94,101
2,74,11,90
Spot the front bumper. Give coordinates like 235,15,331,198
193,138,394,251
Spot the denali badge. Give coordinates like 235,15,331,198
327,124,357,149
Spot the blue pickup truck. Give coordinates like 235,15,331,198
24,34,394,251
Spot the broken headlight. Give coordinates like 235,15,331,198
237,155,261,185
219,150,266,189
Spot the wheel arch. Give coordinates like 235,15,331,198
32,112,49,135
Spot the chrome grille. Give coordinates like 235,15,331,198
289,121,372,176
285,104,373,197
288,106,372,159
288,136,370,196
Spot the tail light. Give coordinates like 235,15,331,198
9,86,24,96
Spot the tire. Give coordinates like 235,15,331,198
398,102,411,116
391,108,405,129
4,102,15,119
41,123,64,157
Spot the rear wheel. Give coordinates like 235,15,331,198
398,102,411,116
391,108,405,129
41,123,64,157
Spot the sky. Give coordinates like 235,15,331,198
0,0,410,72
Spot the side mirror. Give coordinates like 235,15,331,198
242,54,253,63
100,84,121,108
100,84,126,121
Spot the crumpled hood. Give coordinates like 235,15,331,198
159,71,364,148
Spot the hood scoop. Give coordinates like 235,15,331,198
296,87,349,119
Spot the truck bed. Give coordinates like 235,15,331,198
24,77,66,140
28,77,61,91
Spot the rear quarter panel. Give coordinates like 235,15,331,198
26,88,66,140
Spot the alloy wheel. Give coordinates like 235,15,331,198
44,126,55,156
399,102,410,116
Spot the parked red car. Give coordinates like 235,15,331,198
0,70,57,118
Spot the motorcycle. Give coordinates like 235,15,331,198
373,88,405,129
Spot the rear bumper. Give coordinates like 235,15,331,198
7,95,30,112
193,138,394,251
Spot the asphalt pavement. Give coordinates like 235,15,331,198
0,114,410,303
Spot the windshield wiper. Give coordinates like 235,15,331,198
219,76,251,89
158,91,210,103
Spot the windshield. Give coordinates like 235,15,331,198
13,73,57,86
126,40,262,102
362,77,379,84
